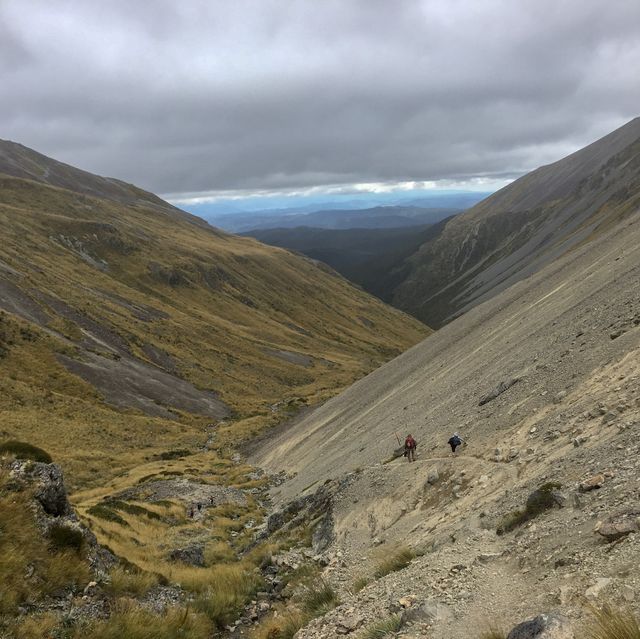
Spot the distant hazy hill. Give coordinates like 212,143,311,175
243,219,453,302
0,140,429,488
206,204,462,233
390,117,640,326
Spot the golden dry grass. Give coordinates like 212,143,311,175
0,467,91,617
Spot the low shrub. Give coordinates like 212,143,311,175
48,522,84,554
107,499,162,520
0,440,52,463
158,449,192,460
497,482,563,535
87,504,129,526
479,628,507,639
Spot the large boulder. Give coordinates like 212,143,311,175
507,614,574,639
11,460,71,516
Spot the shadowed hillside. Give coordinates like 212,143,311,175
390,117,640,326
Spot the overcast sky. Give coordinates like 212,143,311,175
1,0,639,201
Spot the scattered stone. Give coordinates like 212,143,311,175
426,468,440,485
585,577,613,600
595,510,640,541
579,474,606,492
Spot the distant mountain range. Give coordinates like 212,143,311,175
182,191,488,232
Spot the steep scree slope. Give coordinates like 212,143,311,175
252,203,640,636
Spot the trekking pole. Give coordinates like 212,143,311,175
395,432,401,447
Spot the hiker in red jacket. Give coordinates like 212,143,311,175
404,434,417,462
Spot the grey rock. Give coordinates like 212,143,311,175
168,544,205,567
507,613,574,639
11,461,72,516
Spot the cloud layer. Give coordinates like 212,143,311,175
2,0,639,195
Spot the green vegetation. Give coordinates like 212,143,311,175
584,605,640,639
497,482,563,535
87,503,129,526
47,522,85,554
0,466,90,619
0,440,52,463
359,614,403,638
301,579,340,616
373,545,415,579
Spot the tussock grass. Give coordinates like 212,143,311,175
48,521,85,553
250,609,307,639
106,565,159,597
301,579,340,616
584,605,640,639
72,599,212,638
372,544,415,579
353,576,371,593
192,564,263,628
359,614,403,638
0,467,90,615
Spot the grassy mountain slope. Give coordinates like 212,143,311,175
0,141,429,491
391,117,640,326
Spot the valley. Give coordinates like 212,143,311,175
1,117,639,639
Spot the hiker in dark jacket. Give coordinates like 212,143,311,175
448,432,463,455
404,434,417,462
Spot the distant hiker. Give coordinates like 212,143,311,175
448,432,463,455
404,434,417,462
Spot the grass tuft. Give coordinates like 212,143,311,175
584,605,640,639
359,614,403,638
301,579,339,616
353,576,371,593
373,545,415,579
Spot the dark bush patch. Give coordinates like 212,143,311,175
107,499,161,520
497,482,563,535
0,440,52,463
87,504,129,526
158,449,192,461
48,522,84,554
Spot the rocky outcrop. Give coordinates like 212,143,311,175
11,460,72,516
9,460,115,577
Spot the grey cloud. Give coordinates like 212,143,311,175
1,0,639,195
